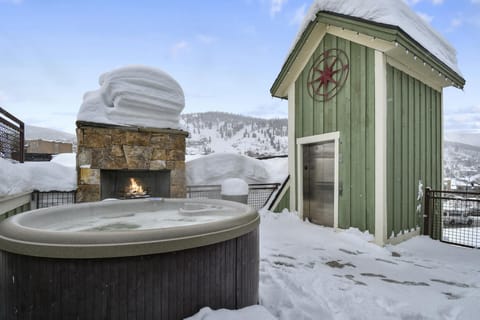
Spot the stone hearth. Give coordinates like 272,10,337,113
76,121,187,203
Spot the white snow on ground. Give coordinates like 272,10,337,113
0,156,76,196
186,305,276,320
189,209,480,319
292,0,461,75
77,65,185,129
0,158,32,196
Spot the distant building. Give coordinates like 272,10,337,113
25,139,73,161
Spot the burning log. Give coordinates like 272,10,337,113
125,178,149,198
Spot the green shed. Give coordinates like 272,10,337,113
270,0,465,245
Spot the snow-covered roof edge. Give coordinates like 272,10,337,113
271,0,465,97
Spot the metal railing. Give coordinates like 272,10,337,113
9,184,276,214
186,183,280,210
424,188,480,248
0,107,24,162
32,190,77,209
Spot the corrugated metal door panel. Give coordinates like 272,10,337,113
304,141,335,226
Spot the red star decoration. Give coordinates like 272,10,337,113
307,49,350,101
309,56,347,97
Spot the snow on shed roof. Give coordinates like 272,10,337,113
294,0,461,76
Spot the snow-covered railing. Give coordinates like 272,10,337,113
186,183,280,210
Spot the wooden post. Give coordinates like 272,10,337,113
424,187,431,236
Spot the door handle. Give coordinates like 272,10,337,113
339,182,343,196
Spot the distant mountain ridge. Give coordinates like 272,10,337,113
445,130,480,148
23,116,480,184
444,140,480,185
25,125,76,143
182,111,288,157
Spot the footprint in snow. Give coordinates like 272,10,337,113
344,274,367,286
360,273,386,279
430,279,471,288
272,261,296,268
339,248,364,255
442,292,462,300
333,274,367,286
375,258,399,265
326,260,356,269
271,253,296,260
398,259,434,269
381,278,429,286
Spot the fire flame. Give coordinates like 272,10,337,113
127,178,145,195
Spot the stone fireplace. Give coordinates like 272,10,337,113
76,121,187,203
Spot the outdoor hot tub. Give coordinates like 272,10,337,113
0,198,259,319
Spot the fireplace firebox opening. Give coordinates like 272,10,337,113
101,170,170,200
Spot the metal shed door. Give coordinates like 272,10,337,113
303,141,335,226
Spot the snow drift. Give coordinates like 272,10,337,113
186,153,270,185
0,157,76,196
221,178,249,196
77,65,185,129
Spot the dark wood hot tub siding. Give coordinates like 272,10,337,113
0,229,259,320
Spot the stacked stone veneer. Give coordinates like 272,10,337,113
76,121,187,203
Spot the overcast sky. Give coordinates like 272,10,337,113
0,0,479,134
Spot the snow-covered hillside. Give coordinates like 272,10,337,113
444,140,480,188
182,112,288,157
25,124,76,143
445,130,480,148
21,116,480,188
26,112,288,158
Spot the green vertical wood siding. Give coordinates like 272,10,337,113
386,65,442,238
295,34,376,233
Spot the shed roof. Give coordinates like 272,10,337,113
271,0,465,97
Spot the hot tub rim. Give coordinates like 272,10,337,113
0,198,259,259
